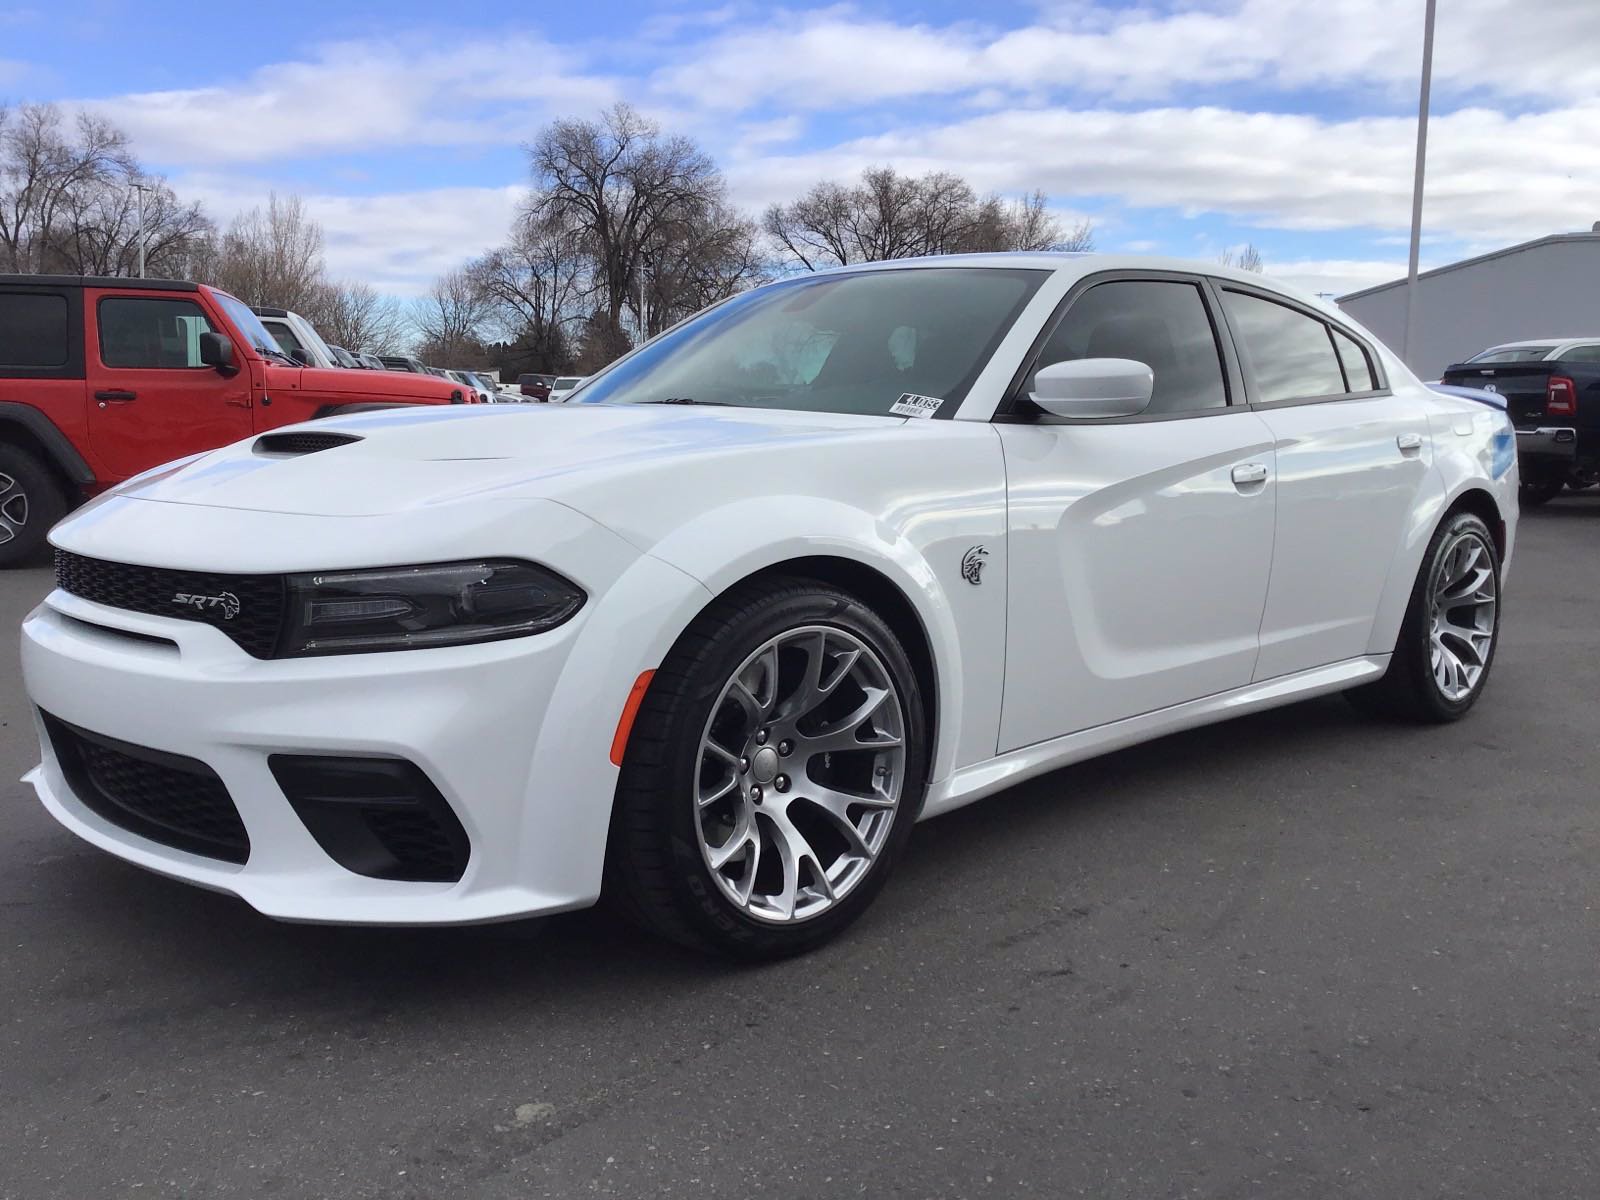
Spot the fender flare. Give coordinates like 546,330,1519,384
0,401,95,486
643,495,967,786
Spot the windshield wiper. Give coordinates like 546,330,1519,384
257,345,298,365
640,397,729,406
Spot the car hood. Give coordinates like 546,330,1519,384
268,363,459,403
107,403,907,518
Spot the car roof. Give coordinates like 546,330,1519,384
0,273,198,291
1480,338,1600,354
801,251,1336,315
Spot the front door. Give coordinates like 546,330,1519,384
85,290,252,481
1214,285,1434,680
997,276,1278,753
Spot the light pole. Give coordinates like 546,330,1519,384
1402,0,1437,367
131,181,148,278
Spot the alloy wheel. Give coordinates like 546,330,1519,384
694,625,907,924
0,471,27,547
1429,530,1497,702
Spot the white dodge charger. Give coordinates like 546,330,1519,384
20,254,1517,957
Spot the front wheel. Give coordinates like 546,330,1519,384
605,578,928,959
1347,511,1501,723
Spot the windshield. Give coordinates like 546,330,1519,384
554,377,583,389
211,291,288,358
1467,344,1557,363
575,266,1047,417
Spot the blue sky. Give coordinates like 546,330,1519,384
6,0,1598,299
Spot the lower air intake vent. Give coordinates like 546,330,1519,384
42,713,250,864
268,755,470,883
255,431,362,456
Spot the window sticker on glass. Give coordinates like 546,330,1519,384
890,392,944,418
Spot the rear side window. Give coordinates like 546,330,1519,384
1332,328,1377,391
1031,280,1228,414
0,292,69,368
1222,290,1345,403
99,297,215,369
1557,344,1600,363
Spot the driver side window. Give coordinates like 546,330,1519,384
98,297,214,369
1029,280,1228,414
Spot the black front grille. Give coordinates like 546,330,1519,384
255,431,362,456
54,550,286,658
42,712,250,864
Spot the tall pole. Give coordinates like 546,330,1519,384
133,182,147,278
1402,0,1436,367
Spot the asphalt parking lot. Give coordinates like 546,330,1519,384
2,498,1598,1200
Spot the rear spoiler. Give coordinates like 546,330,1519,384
1427,383,1507,412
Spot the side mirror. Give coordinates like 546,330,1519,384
289,347,310,366
198,331,236,374
1030,358,1153,418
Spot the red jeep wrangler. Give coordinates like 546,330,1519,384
0,275,468,566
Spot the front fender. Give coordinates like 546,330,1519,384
644,494,996,791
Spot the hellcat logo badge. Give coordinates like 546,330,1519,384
960,546,988,586
172,591,241,620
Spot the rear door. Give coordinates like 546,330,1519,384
84,289,253,480
1216,285,1433,680
996,273,1278,751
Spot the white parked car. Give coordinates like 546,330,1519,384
20,254,1518,958
548,375,586,402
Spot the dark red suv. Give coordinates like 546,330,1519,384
0,275,468,566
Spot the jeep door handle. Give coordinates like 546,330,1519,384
1231,463,1269,487
1397,432,1424,454
94,390,138,403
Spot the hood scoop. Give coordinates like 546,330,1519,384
254,431,363,457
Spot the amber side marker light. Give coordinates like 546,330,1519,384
610,670,656,767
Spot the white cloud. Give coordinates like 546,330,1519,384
91,36,619,165
178,174,527,296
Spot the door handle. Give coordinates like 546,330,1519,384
94,389,137,403
1231,463,1269,487
1397,432,1424,454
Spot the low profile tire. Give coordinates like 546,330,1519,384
605,577,929,959
1346,511,1501,723
1519,480,1564,507
0,444,67,568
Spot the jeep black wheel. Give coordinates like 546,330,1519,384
0,444,67,568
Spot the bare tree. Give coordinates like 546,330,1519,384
1218,243,1265,272
204,193,327,309
637,198,768,336
411,267,493,365
529,103,725,327
40,176,212,278
308,280,408,353
764,167,1091,270
0,102,137,272
472,206,593,368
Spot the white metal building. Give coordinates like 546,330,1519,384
1337,231,1600,380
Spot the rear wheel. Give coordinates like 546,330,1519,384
1347,511,1500,723
605,578,928,959
1519,480,1565,507
0,444,67,568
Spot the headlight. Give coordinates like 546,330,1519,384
281,560,584,656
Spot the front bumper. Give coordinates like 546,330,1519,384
20,496,714,925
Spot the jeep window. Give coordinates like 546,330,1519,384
98,297,215,369
0,292,69,368
575,267,1047,417
210,290,292,358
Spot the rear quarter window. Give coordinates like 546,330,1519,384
0,292,69,368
